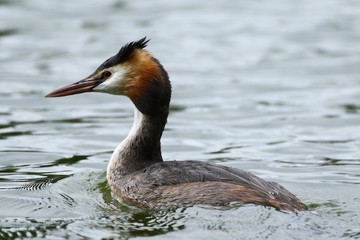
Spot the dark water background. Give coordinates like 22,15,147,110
1,0,360,239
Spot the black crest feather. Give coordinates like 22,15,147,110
97,37,150,70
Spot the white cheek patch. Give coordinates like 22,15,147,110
93,66,129,95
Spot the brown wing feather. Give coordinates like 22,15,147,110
112,161,307,211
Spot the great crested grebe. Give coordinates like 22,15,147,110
46,37,307,211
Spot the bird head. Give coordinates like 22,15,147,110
46,37,171,115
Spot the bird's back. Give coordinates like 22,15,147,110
109,160,307,211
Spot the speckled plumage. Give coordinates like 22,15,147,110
109,160,306,211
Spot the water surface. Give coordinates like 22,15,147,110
1,0,360,239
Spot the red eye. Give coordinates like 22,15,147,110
102,71,112,79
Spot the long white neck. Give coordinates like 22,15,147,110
108,108,146,170
107,107,165,178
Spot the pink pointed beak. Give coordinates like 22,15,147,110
45,79,102,98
